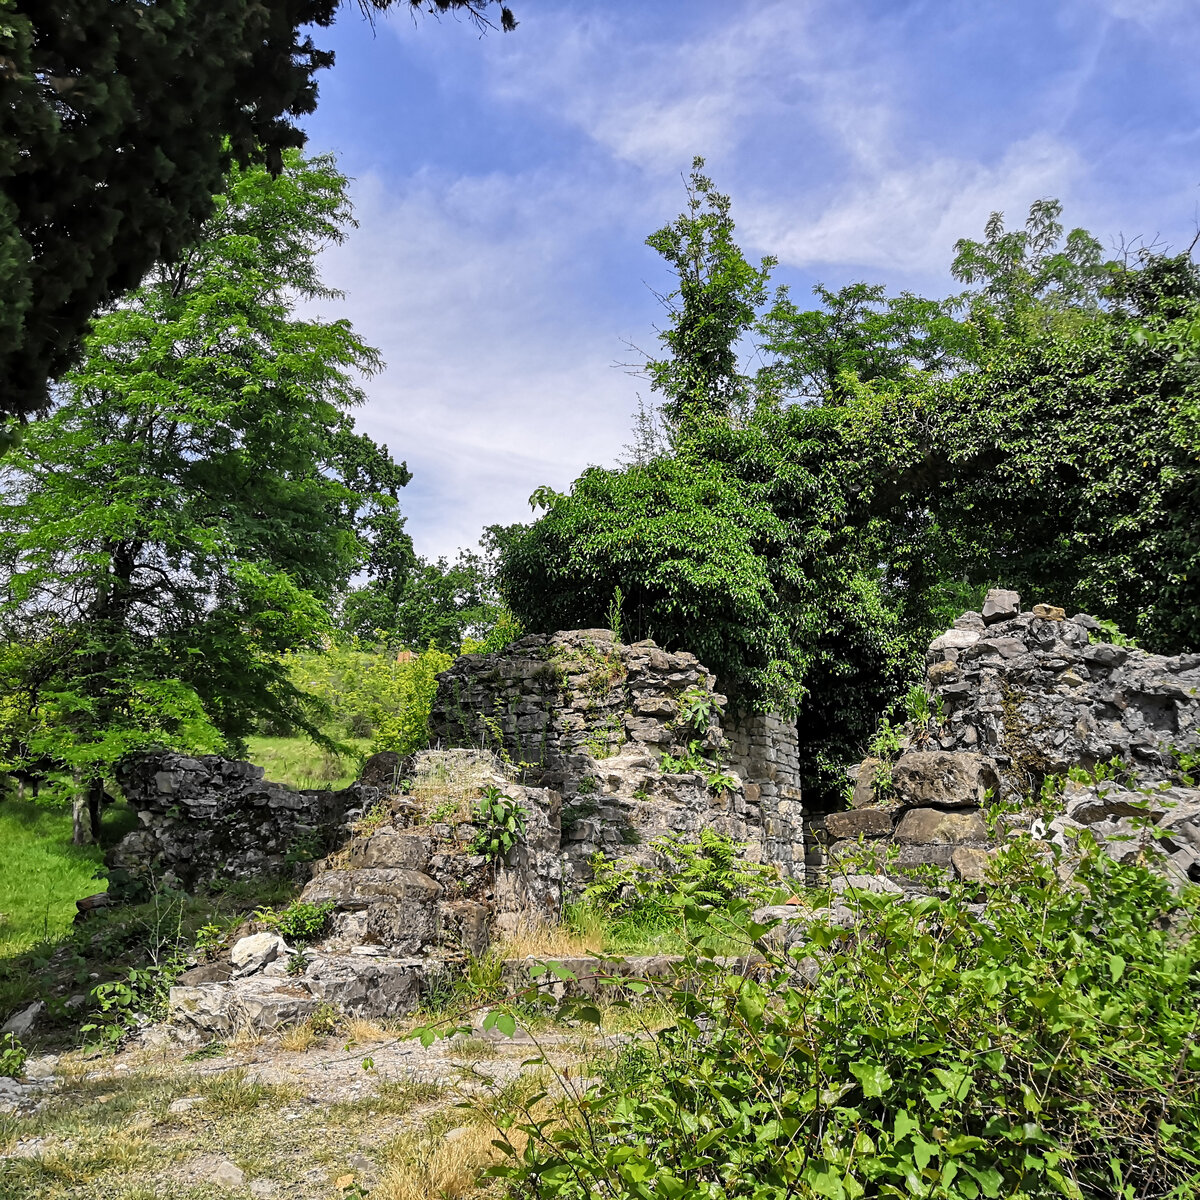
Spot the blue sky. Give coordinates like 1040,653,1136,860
299,0,1200,560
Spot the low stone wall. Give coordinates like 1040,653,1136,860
108,755,374,898
828,590,1200,891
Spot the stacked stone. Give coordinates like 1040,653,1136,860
823,751,998,888
724,710,805,871
428,629,726,787
831,589,1200,891
109,754,371,898
429,629,805,883
925,588,1200,793
167,749,564,1041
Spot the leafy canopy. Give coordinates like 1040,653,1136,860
0,0,515,427
0,151,411,787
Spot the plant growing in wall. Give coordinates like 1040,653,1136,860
676,685,718,734
472,786,527,860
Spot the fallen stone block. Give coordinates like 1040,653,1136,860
231,932,289,976
891,752,999,809
895,807,988,845
824,808,894,840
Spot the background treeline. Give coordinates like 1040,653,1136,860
502,161,1200,802
2,153,1198,829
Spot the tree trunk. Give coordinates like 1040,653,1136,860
88,776,104,842
71,771,93,845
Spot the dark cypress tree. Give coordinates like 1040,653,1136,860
0,0,514,430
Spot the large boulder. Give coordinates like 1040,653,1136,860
894,807,989,845
891,752,999,809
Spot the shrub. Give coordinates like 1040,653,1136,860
0,1032,27,1079
497,835,1200,1200
253,900,334,944
471,786,527,860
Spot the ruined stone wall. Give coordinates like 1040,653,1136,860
827,590,1200,892
924,590,1200,794
428,629,805,880
723,709,806,872
109,755,376,897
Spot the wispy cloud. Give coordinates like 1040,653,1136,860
310,167,654,558
743,134,1085,279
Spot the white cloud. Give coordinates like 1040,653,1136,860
743,134,1086,278
307,0,1200,561
308,167,652,560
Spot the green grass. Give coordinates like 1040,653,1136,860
0,797,137,960
245,736,368,790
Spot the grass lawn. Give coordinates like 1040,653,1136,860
245,736,369,791
0,797,137,961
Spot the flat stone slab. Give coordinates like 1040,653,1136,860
894,807,988,845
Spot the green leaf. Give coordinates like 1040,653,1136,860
849,1061,893,1098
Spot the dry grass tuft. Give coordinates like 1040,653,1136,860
496,920,602,959
373,1119,519,1200
278,1020,319,1052
344,1016,391,1045
410,751,508,823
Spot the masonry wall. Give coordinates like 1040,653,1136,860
428,629,806,880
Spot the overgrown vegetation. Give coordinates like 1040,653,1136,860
502,161,1200,802
489,836,1200,1200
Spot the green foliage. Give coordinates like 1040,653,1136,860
340,525,523,652
757,281,977,406
868,716,903,761
80,962,181,1047
0,152,411,804
582,830,777,933
1089,618,1140,649
0,0,516,423
501,413,913,803
918,252,1200,652
368,646,454,757
607,586,626,645
951,198,1114,333
498,836,1200,1200
676,686,719,734
471,786,527,860
644,157,776,436
0,1032,27,1079
253,900,334,945
192,924,225,962
281,642,451,753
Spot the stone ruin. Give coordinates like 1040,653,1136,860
824,589,1200,893
165,749,562,1041
103,629,807,1041
428,628,806,880
97,604,1200,1041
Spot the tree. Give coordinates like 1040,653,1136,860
0,151,411,839
951,198,1115,333
756,282,977,405
0,0,515,430
501,410,913,804
340,524,523,650
922,252,1200,650
643,157,775,438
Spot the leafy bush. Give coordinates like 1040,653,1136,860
0,1032,27,1079
282,642,452,752
471,787,527,860
582,829,778,939
253,900,334,944
499,836,1200,1200
81,962,180,1046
